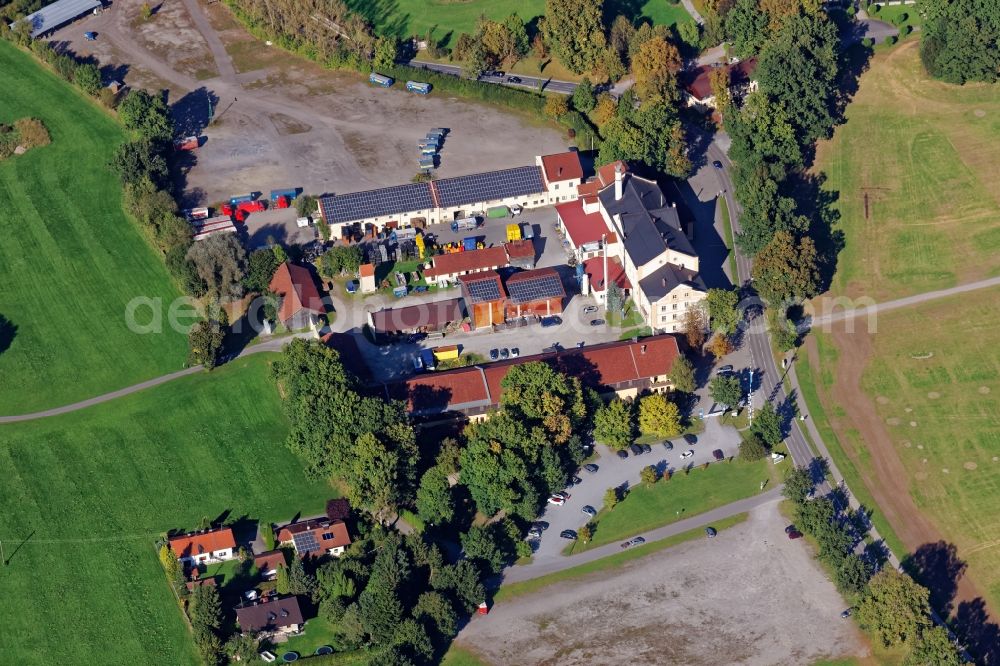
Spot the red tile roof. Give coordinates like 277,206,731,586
253,550,286,574
540,151,584,184
168,528,236,559
269,262,325,324
424,246,508,278
388,335,680,415
556,199,609,248
504,239,535,259
277,519,351,557
582,256,631,292
359,263,375,277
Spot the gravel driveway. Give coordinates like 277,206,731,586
457,501,869,665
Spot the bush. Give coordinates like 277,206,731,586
13,117,51,149
887,35,897,45
862,38,874,48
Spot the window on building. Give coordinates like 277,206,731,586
554,183,560,189
673,304,678,310
661,315,667,322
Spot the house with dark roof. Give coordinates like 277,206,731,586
168,528,237,566
235,596,305,637
317,152,582,239
269,262,326,330
368,297,465,339
277,519,352,558
385,334,680,420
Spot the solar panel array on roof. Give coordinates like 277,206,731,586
507,273,564,304
293,531,319,554
464,277,503,303
434,166,545,208
321,183,434,224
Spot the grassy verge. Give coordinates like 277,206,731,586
566,458,776,552
718,196,738,283
496,513,748,602
0,354,332,664
0,40,187,414
796,332,907,559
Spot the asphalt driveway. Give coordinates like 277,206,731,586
519,419,742,572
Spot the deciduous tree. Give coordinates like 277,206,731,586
591,94,618,126
631,36,682,103
187,318,226,369
542,0,608,74
904,625,962,666
751,231,821,305
413,591,458,638
593,398,634,449
707,333,734,359
750,401,782,445
640,465,658,484
415,465,455,525
572,76,596,112
709,375,742,409
544,94,570,119
74,62,102,96
186,233,247,302
118,89,174,142
782,465,813,504
738,432,768,461
638,393,682,438
681,306,708,350
669,354,696,394
920,0,1000,84
603,487,619,510
857,569,933,648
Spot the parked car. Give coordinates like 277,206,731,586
507,75,522,83
641,443,652,453
568,475,582,485
840,608,852,619
511,347,520,357
787,530,803,540
489,348,499,360
705,527,718,538
532,521,549,531
499,347,510,359
713,160,723,169
547,495,566,506
581,505,597,517
584,463,599,473
681,450,694,459
84,31,97,41
540,316,562,327
713,449,725,461
717,364,734,375
583,305,599,314
785,524,797,534
684,434,698,445
510,204,523,215
629,443,643,456
527,528,542,539
590,319,606,326
663,441,674,451
631,536,646,545
560,530,577,540
617,449,629,459
553,491,570,499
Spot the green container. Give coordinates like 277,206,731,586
487,205,509,218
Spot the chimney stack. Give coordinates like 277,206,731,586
614,163,623,201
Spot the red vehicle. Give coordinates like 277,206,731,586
173,136,199,151
236,200,266,214
221,203,234,216
273,195,290,209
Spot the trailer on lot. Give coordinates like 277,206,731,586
433,345,459,361
270,188,297,202
406,81,431,94
184,207,209,220
369,72,394,87
450,217,479,232
418,156,435,170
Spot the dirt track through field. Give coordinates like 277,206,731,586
808,323,990,616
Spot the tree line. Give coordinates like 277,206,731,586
919,0,999,84
782,465,963,664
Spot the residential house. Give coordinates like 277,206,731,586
168,527,237,566
253,550,287,581
277,519,352,558
235,596,305,637
269,262,326,330
682,59,758,111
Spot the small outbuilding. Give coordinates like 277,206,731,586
268,262,326,330
504,267,565,319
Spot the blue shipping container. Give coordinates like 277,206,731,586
463,237,477,251
406,81,431,94
369,72,394,87
229,194,255,205
270,188,297,202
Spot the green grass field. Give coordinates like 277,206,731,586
348,0,692,44
567,458,775,552
0,41,187,414
0,355,332,665
814,43,1000,301
859,289,1000,613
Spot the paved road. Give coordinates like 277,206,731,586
682,0,705,24
407,60,579,95
505,488,783,583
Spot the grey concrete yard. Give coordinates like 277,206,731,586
455,500,870,665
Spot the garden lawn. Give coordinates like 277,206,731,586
858,289,1000,614
572,458,776,551
349,0,692,45
0,355,332,666
0,40,187,414
813,42,1000,301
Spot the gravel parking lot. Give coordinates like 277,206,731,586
456,501,869,665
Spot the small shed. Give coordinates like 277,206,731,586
359,263,377,293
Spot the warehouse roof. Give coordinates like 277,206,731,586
319,183,434,224
504,267,565,304
369,298,464,333
432,165,545,208
11,0,101,37
459,272,506,304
